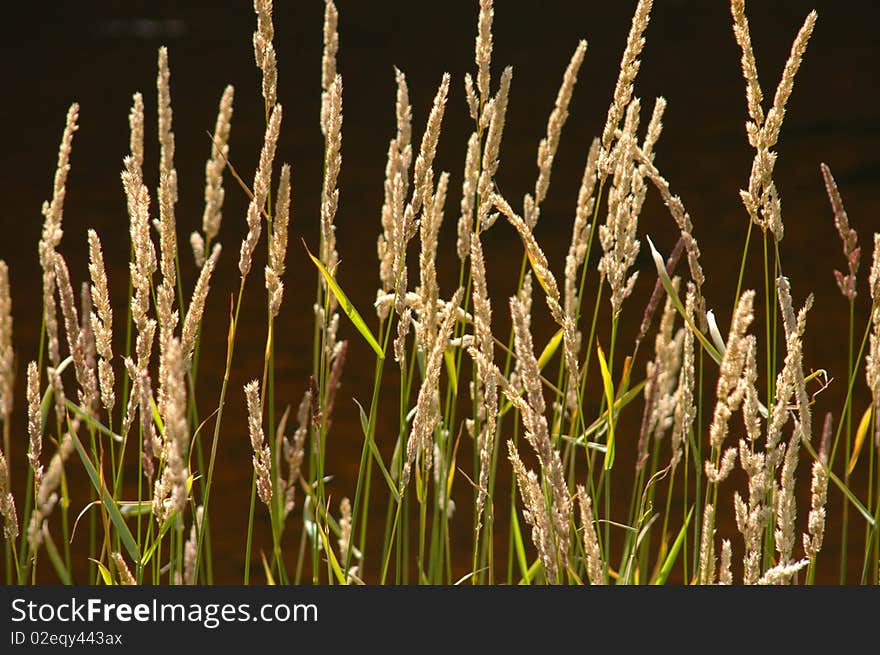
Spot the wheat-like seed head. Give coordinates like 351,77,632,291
181,244,221,366
266,163,291,317
400,288,463,492
240,104,282,279
245,380,273,507
576,486,605,585
698,503,716,585
599,0,653,177
112,552,137,586
254,0,278,109
708,289,754,451
0,262,12,417
26,361,43,489
535,40,587,208
475,0,494,106
153,337,189,524
128,93,145,176
456,132,481,261
203,85,235,249
508,440,558,583
0,448,17,542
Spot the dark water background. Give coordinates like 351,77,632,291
1,0,878,583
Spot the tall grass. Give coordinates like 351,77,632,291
0,0,877,586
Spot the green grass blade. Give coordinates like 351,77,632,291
317,519,348,584
41,525,72,584
444,349,458,389
306,244,384,359
354,399,400,503
646,235,721,365
141,515,177,568
537,328,564,369
653,506,693,585
596,344,616,470
91,559,115,585
69,430,140,564
511,509,531,585
848,403,873,476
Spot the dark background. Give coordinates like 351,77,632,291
0,1,878,583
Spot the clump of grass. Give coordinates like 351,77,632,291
1,0,877,586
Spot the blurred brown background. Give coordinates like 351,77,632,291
0,1,878,583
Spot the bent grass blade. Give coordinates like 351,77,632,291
305,242,384,359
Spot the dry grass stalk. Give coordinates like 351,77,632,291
411,74,451,230
599,0,653,177
378,69,413,296
564,138,599,325
401,288,464,492
26,362,43,489
821,163,859,300
324,340,347,432
156,52,180,352
705,447,737,484
508,440,558,583
777,277,813,444
736,437,773,584
320,0,338,128
669,284,697,469
476,67,511,234
506,297,571,567
39,103,79,368
245,380,273,507
128,93,144,176
866,235,880,433
599,98,642,316
636,149,705,310
87,230,115,415
112,552,137,586
181,244,222,366
200,84,235,259
730,1,764,129
54,254,99,415
698,503,716,585
470,234,496,531
576,486,605,585
266,163,291,317
456,132,481,260
416,172,449,356
280,390,310,519
337,497,352,564
803,457,828,559
394,308,412,366
240,103,282,279
733,2,817,242
529,39,588,226
153,338,188,524
182,506,204,584
708,290,755,451
0,262,12,421
157,46,178,213
0,448,17,542
122,154,157,388
124,357,158,481
758,558,808,585
29,429,75,550
79,284,97,390
46,366,66,428
719,540,733,585
475,0,494,107
320,75,342,286
638,282,683,469
253,0,278,109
